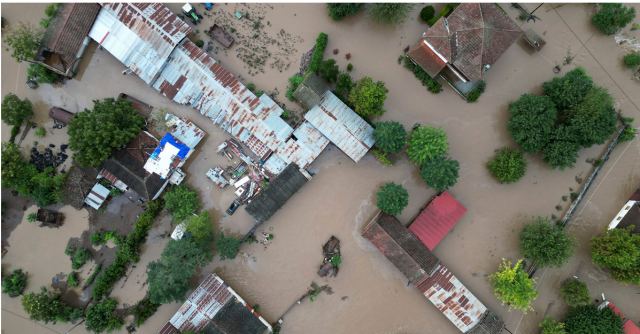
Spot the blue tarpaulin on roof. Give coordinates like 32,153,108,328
152,133,190,159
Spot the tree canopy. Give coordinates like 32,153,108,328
564,305,623,334
490,259,537,312
348,77,388,118
520,217,573,267
420,156,459,191
590,227,640,285
542,126,580,170
560,278,590,308
407,126,448,165
164,185,200,222
565,87,617,147
2,93,33,126
591,3,636,35
185,211,214,243
85,298,123,334
326,3,363,20
542,68,593,111
22,287,83,324
376,182,408,216
373,121,407,154
369,4,413,24
487,147,527,184
507,94,557,153
216,233,243,260
68,98,145,167
4,23,43,62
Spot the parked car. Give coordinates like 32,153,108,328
226,200,240,215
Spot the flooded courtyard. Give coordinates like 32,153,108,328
2,3,640,334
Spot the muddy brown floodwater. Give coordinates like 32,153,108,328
2,3,640,334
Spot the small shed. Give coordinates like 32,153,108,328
84,182,110,209
207,24,234,48
408,192,467,251
36,209,64,227
49,107,75,125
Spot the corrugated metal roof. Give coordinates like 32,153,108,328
88,3,191,84
165,113,206,149
409,192,467,251
84,182,110,210
417,265,488,333
305,91,375,162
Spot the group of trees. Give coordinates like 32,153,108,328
408,126,459,191
327,3,413,25
590,226,640,284
507,68,619,170
22,287,83,324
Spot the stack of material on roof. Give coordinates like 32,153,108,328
304,91,375,162
143,133,190,179
89,3,192,84
409,191,467,251
159,273,272,334
245,164,310,223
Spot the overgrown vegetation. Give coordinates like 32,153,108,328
308,32,329,74
27,64,61,84
419,5,435,23
591,3,635,35
490,259,537,312
426,3,458,26
590,226,640,285
216,233,243,260
90,231,117,246
540,318,567,334
2,268,28,297
22,287,83,324
327,3,363,21
67,271,79,288
68,98,145,167
131,297,160,326
560,278,590,307
368,4,413,25
2,93,33,127
376,182,409,216
286,74,304,101
40,3,59,28
163,185,200,222
34,126,46,137
487,147,527,184
85,298,124,333
65,245,91,270
401,55,442,94
564,305,623,334
520,217,573,267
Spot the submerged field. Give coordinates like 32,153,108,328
2,3,639,334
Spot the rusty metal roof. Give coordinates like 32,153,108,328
417,264,488,333
165,113,206,149
304,91,375,162
88,3,192,84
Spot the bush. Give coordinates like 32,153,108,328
490,259,537,312
591,3,635,35
346,63,353,72
466,80,485,103
590,226,640,284
540,318,566,334
371,148,393,166
85,298,124,333
185,211,214,242
90,231,117,246
565,305,623,334
132,297,160,326
487,148,526,183
308,33,329,74
373,121,407,154
620,120,637,142
327,3,363,21
560,278,590,307
369,4,413,25
407,126,448,165
520,217,573,267
419,6,435,23
2,93,33,127
420,156,459,191
216,233,242,260
376,182,409,216
623,53,640,68
318,58,339,83
67,272,79,288
27,64,61,84
348,77,388,118
164,185,199,221
335,72,353,102
34,126,46,137
194,39,204,48
22,287,83,323
286,74,304,101
507,94,558,153
402,56,442,93
68,247,91,270
2,268,28,297
44,3,59,17
27,212,37,223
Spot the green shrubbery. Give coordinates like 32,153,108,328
163,185,200,221
40,4,59,28
22,287,83,324
623,52,640,68
407,126,448,165
67,272,80,288
487,147,527,184
419,6,435,23
420,156,459,192
539,318,567,334
402,56,442,93
466,80,485,102
564,305,623,334
373,121,407,154
590,226,640,285
2,268,28,297
85,298,123,333
65,246,91,270
216,233,243,260
286,74,304,101
560,278,590,307
308,33,329,73
27,64,61,84
520,217,573,267
349,77,388,118
591,3,635,35
132,297,160,326
34,126,46,137
490,259,537,312
90,231,117,246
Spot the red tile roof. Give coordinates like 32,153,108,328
407,40,447,77
625,320,640,334
409,192,467,251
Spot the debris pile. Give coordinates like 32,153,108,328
318,236,341,278
30,144,68,171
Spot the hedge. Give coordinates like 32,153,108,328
402,56,442,93
307,32,329,74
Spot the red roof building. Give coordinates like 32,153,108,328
603,301,640,334
409,192,467,251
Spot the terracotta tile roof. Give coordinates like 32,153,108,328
411,4,521,81
407,40,448,78
409,192,467,251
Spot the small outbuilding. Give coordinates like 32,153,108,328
48,107,75,125
84,182,110,210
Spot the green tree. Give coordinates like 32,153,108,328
131,297,160,326
335,72,353,101
163,185,200,221
2,268,28,297
27,64,60,84
623,53,640,68
185,211,213,242
560,278,590,307
216,233,243,260
507,94,557,153
4,23,43,62
68,98,145,167
369,4,413,24
542,126,580,170
591,227,640,284
520,217,573,267
85,298,123,333
487,147,527,184
373,121,407,154
22,287,83,323
327,3,363,21
318,59,339,83
2,93,33,126
419,5,435,23
566,87,617,147
542,68,593,111
591,3,636,35
420,156,459,191
348,77,388,118
565,305,623,334
540,318,566,334
375,182,409,216
490,259,537,312
407,126,448,165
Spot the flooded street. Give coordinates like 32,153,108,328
2,3,640,334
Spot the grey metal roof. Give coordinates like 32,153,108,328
165,113,206,149
88,3,192,84
304,91,375,162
